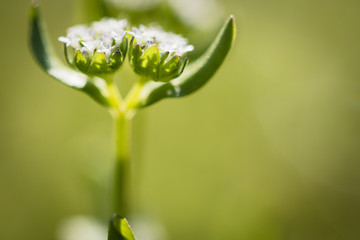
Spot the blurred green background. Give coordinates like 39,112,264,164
1,0,360,239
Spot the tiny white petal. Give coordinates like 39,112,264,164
130,25,194,56
59,18,128,60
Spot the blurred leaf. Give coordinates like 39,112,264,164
136,15,236,108
108,214,136,240
29,1,112,107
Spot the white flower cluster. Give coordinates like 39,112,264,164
132,25,194,56
59,18,194,59
59,18,128,58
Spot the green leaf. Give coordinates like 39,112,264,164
159,55,180,82
110,50,123,71
108,215,136,240
160,51,170,64
74,50,90,73
129,43,142,70
177,57,188,76
29,1,112,107
136,15,236,108
88,52,111,75
119,35,129,58
136,45,160,81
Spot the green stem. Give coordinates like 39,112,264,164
109,78,144,217
124,79,145,110
113,111,132,217
106,78,123,109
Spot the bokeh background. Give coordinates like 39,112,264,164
1,0,360,239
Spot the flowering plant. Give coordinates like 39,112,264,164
58,18,129,77
29,1,235,239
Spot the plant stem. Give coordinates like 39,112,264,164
106,79,123,109
124,79,145,110
109,78,143,217
113,111,132,217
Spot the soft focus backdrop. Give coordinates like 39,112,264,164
1,0,360,239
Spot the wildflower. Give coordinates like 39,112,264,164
59,18,129,77
128,25,194,82
30,1,235,108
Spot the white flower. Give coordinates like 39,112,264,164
58,18,129,76
59,18,128,58
131,25,194,56
58,18,193,79
128,25,193,82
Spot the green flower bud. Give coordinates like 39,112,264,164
128,25,193,82
59,18,129,77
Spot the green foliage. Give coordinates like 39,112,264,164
135,15,236,108
128,42,187,82
29,2,235,110
69,38,128,77
29,2,113,107
135,45,161,80
74,50,91,73
159,55,182,82
108,215,136,240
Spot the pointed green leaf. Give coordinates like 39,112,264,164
110,50,123,71
128,37,137,61
108,215,136,240
159,55,180,82
136,15,236,107
129,43,142,69
134,45,160,81
29,2,113,107
141,45,160,79
74,50,90,73
88,52,111,75
178,57,188,76
120,35,129,58
160,52,170,64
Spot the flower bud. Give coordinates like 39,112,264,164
59,18,129,77
128,25,194,82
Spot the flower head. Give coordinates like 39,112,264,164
59,18,129,76
128,25,194,82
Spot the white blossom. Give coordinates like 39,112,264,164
59,18,128,58
131,25,194,56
